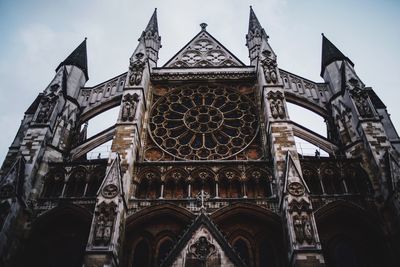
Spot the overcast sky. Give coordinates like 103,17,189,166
0,0,399,163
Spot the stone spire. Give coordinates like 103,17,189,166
247,6,268,39
321,34,353,77
246,6,272,65
139,8,161,64
56,38,88,80
144,8,158,34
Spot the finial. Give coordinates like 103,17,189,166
85,37,87,40
321,33,324,37
200,23,208,31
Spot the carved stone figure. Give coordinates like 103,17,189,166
293,213,314,244
267,91,286,119
93,202,117,246
261,50,278,84
302,215,314,243
36,94,58,123
121,93,139,122
350,87,374,118
293,215,304,243
128,52,145,86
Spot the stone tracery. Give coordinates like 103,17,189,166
149,84,259,160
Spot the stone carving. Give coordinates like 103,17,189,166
267,91,286,119
261,50,278,84
293,214,314,244
129,52,145,86
287,182,305,196
350,87,374,118
94,202,117,246
121,93,139,122
189,236,216,260
102,184,118,198
36,94,58,123
288,199,311,213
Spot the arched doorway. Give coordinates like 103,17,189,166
18,205,91,267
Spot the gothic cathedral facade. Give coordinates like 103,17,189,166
0,7,399,267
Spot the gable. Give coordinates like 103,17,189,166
161,213,245,267
163,30,245,68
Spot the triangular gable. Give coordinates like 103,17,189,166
97,153,124,199
161,213,245,267
283,152,310,195
163,29,245,68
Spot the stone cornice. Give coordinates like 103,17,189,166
150,67,256,82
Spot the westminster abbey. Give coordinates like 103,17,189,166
0,7,399,267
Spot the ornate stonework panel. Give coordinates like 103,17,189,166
148,84,259,160
164,31,244,68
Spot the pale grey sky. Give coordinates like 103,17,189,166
0,0,399,162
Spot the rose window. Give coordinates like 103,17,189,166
149,85,258,160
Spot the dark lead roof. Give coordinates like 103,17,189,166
56,38,88,80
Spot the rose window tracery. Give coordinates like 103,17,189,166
149,85,259,160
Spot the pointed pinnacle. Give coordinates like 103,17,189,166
145,8,159,34
248,6,262,33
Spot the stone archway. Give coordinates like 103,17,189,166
18,205,92,267
315,201,394,267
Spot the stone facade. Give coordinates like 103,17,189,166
0,7,399,267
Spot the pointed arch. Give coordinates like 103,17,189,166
18,204,92,267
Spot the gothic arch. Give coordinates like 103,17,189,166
129,234,153,267
85,166,106,197
123,204,194,267
302,164,323,195
41,168,66,198
135,168,162,199
228,230,255,266
65,167,87,197
163,167,188,199
19,204,92,267
126,204,194,229
190,167,216,197
315,201,393,267
155,233,175,265
212,203,285,267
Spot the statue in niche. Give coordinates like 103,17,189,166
121,93,139,122
93,202,116,246
36,94,58,123
261,50,278,84
128,52,145,86
267,91,286,119
293,214,314,244
350,86,374,118
302,215,314,243
293,214,304,243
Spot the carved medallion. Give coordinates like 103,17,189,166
102,184,118,198
189,236,216,260
287,182,305,196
